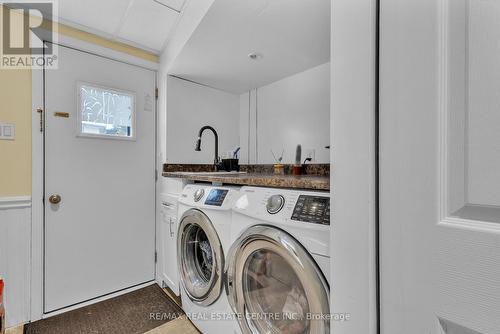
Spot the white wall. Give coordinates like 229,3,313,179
158,0,216,170
240,62,330,164
0,197,31,328
166,76,240,163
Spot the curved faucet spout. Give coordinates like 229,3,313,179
195,125,220,170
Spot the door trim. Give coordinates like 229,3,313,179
31,36,158,322
330,0,378,333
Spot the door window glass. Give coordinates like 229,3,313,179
242,249,310,333
78,83,135,139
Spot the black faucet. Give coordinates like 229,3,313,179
195,125,221,171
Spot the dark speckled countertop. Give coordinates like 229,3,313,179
162,164,330,191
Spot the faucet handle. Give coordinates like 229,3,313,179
215,158,224,171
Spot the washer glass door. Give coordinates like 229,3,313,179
178,209,223,306
244,249,310,333
226,225,330,334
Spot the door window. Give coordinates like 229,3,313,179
77,82,135,139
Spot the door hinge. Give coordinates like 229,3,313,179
155,169,158,181
36,107,43,132
155,87,158,99
154,251,158,263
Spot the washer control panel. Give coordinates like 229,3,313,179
291,195,330,225
179,185,240,210
204,189,229,206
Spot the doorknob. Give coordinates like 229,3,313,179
49,194,61,204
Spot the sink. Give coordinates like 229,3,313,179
173,171,247,176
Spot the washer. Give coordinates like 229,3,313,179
177,184,240,334
227,186,331,334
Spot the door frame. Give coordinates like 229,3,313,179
330,0,379,333
30,33,159,321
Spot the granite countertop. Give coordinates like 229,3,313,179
162,164,330,191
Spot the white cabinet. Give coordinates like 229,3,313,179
159,193,180,295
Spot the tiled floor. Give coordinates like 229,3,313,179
5,325,23,334
144,316,199,334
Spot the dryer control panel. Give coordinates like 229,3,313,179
291,195,330,225
234,187,331,226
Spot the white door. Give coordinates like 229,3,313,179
44,45,156,312
380,0,500,333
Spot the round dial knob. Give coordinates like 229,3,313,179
193,188,205,202
266,195,285,214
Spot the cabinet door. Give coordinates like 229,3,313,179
160,196,179,295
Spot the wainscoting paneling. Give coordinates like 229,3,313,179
0,197,31,328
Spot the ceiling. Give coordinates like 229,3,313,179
54,0,186,53
168,0,330,94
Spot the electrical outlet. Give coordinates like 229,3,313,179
0,123,15,140
305,148,315,162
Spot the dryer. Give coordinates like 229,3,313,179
227,186,331,334
177,184,240,334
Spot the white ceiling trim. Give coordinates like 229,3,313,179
57,33,160,70
54,16,160,55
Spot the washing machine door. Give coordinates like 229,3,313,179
178,209,223,306
226,225,330,334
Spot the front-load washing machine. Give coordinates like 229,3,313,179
227,186,331,334
177,184,240,334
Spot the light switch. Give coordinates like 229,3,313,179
0,123,15,140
